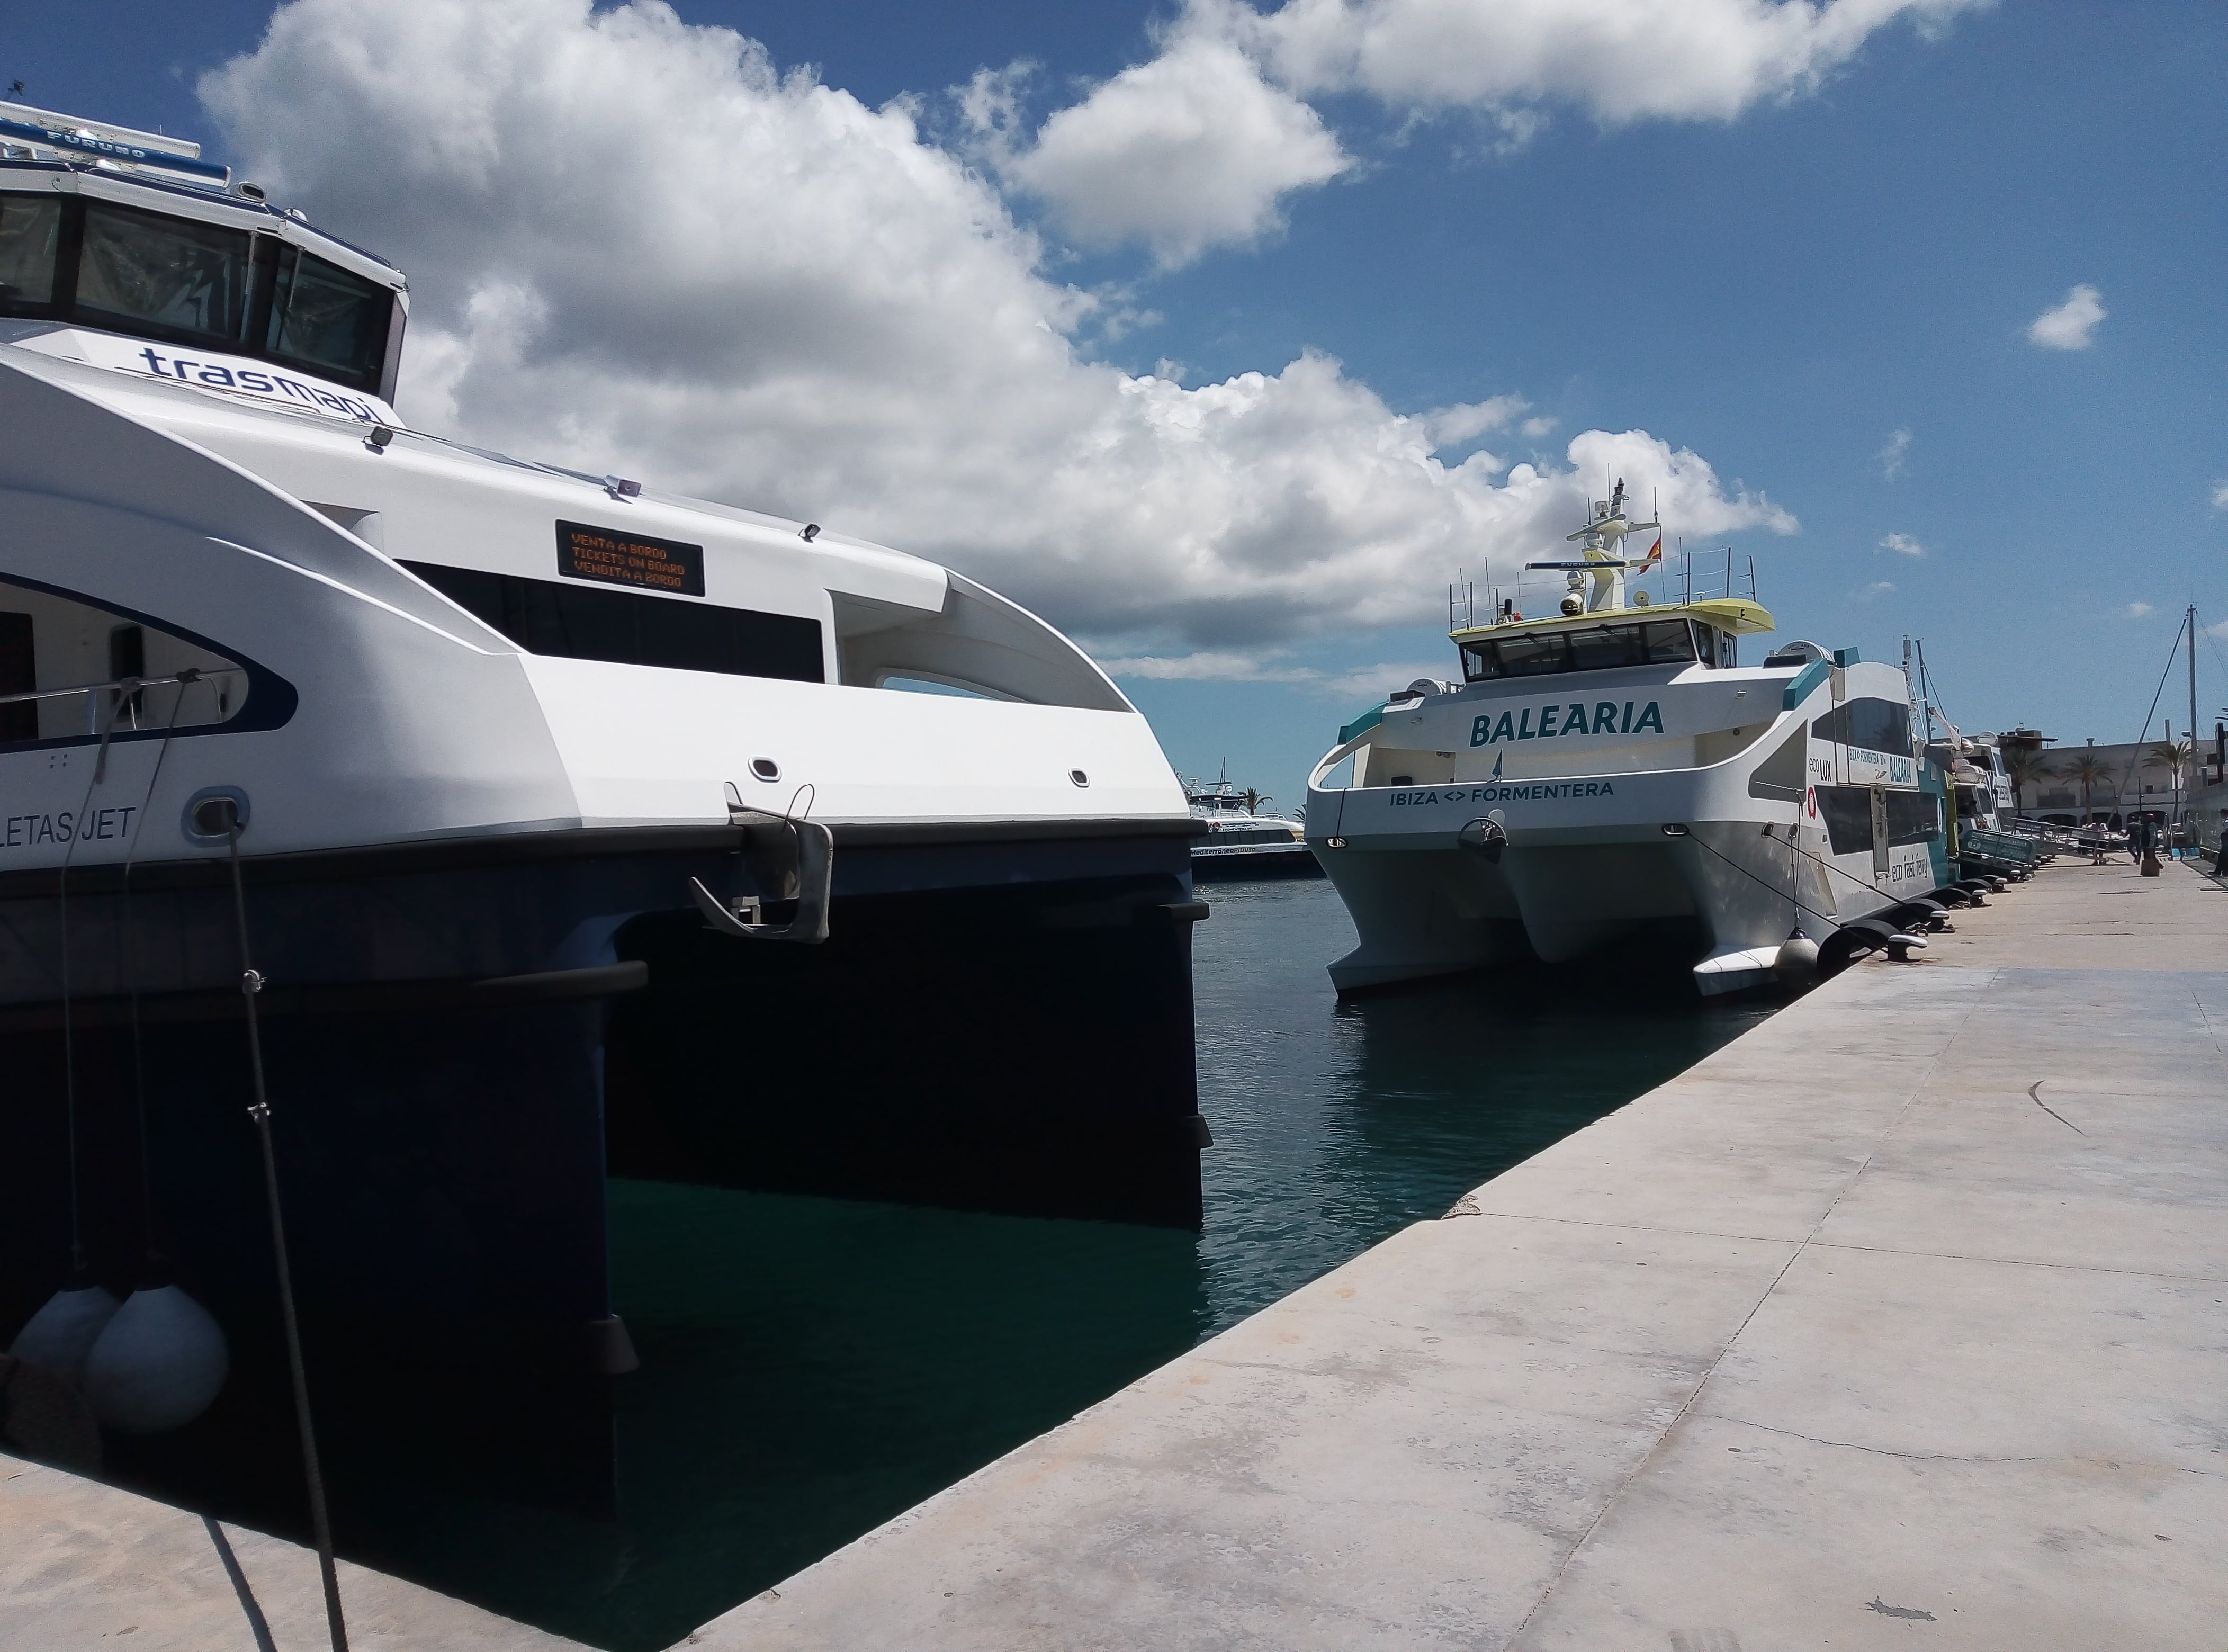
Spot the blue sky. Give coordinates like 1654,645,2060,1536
12,2,2225,804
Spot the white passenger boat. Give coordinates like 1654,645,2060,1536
1306,482,1945,996
1185,778,1318,880
0,105,1207,1487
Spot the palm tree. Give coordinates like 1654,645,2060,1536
2063,748,2113,821
2149,739,2191,838
1239,787,1270,816
1999,747,2050,815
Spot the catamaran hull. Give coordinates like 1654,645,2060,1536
1310,698,1938,994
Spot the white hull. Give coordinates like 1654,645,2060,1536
1308,655,1940,993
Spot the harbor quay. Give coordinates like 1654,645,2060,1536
699,855,2228,1650
7,854,2225,1649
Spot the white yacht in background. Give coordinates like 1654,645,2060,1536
1185,776,1318,879
1307,482,1946,996
0,104,1207,1494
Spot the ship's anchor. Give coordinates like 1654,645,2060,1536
689,782,832,944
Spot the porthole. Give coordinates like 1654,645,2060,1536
751,758,780,783
1069,769,1090,787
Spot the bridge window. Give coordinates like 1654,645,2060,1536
1811,696,1912,758
0,191,400,394
1460,619,1699,683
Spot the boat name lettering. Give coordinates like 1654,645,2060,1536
1471,700,1661,747
1390,783,1616,804
2,807,137,849
133,348,380,423
556,522,706,597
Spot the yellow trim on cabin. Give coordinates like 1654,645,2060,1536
1450,597,1776,642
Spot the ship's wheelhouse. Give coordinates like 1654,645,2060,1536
0,172,406,400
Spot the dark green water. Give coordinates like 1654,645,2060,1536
344,878,1771,1649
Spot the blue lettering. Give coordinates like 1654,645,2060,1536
1593,702,1617,734
1518,707,1537,740
1538,704,1559,738
237,370,274,393
1492,711,1515,743
1621,701,1633,733
1471,714,1492,747
138,347,167,375
272,375,316,403
170,359,199,380
1634,701,1664,734
198,365,237,387
1565,702,1586,735
1602,783,1614,796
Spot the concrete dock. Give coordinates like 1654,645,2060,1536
694,856,2228,1650
0,1452,583,1649
6,857,2224,1649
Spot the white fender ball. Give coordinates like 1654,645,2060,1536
83,1286,229,1434
8,1285,122,1386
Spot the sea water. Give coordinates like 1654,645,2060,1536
339,877,1773,1649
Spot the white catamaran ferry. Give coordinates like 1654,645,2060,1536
0,103,1208,1492
1306,482,1944,996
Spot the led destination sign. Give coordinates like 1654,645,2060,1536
556,521,705,597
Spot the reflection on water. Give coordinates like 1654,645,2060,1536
337,878,1773,1649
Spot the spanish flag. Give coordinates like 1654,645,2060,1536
1642,536,1663,567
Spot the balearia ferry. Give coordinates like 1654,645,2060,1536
1306,482,1945,996
0,105,1207,1491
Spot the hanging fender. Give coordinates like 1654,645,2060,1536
689,782,832,944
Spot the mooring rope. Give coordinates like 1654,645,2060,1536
219,804,348,1652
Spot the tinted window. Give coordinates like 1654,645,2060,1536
265,244,391,388
76,201,255,339
1815,785,1939,854
0,194,398,394
403,562,824,684
0,194,61,304
1496,631,1573,677
1459,618,1700,682
1812,696,1912,757
1885,789,1940,845
1568,624,1644,670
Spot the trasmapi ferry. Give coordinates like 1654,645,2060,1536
1307,481,1943,996
0,104,1206,1494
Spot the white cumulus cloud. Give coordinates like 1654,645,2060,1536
989,0,1985,263
1226,0,1990,124
1879,531,1925,557
2125,602,2154,619
202,0,1794,654
2027,283,2105,350
2211,481,2228,511
993,35,1351,267
1878,427,1910,479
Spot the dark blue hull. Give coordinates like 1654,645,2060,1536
0,821,1203,1519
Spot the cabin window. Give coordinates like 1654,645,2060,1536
1811,696,1912,758
401,561,825,685
1460,618,1700,683
0,580,255,748
262,242,392,388
76,201,256,340
0,194,63,304
1814,785,1939,854
0,191,399,396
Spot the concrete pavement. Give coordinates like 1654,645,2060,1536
693,857,2228,1650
